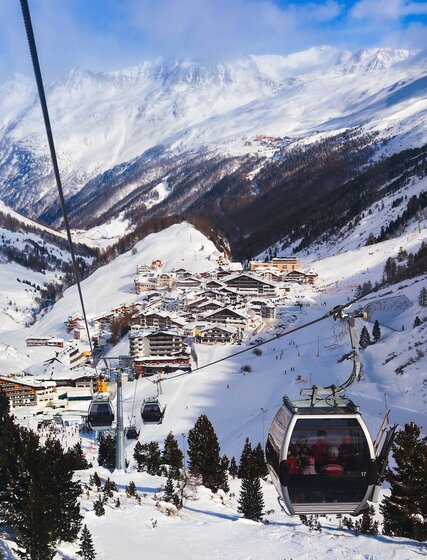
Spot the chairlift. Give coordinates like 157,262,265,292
141,397,165,424
266,311,396,516
87,395,114,431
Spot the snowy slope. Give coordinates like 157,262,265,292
1,47,426,218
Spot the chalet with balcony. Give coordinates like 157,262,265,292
129,329,191,376
196,325,238,345
203,307,248,332
224,273,277,296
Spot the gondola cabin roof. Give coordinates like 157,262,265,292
282,395,360,415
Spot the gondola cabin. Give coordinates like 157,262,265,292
126,425,140,440
141,398,164,424
87,396,114,431
266,396,379,516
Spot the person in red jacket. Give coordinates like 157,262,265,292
310,430,331,470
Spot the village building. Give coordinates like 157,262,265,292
138,311,185,330
0,375,56,407
25,336,64,348
284,270,317,284
129,329,191,376
249,256,301,273
203,307,248,333
136,264,151,274
196,324,238,345
223,273,278,297
176,276,202,288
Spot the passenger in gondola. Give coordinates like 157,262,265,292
295,436,311,467
301,455,317,475
287,446,300,475
320,446,344,475
338,435,358,471
311,430,331,469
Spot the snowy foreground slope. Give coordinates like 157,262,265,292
1,222,426,559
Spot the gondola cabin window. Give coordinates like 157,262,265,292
286,418,371,504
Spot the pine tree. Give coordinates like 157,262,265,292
187,415,227,493
98,433,116,470
384,257,397,284
219,456,230,493
90,472,102,490
372,320,381,342
413,316,422,328
97,434,113,469
238,476,264,522
133,441,144,471
1,426,82,560
359,326,371,349
354,505,378,535
77,525,96,560
229,457,238,478
418,286,427,307
93,496,105,517
252,443,269,479
126,481,137,498
133,441,162,475
67,441,90,470
103,477,117,498
163,475,175,503
381,423,427,541
238,438,253,478
162,432,183,479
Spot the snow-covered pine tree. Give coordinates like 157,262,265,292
77,525,96,560
372,320,381,342
359,326,371,349
187,415,227,492
161,432,183,478
238,438,253,478
67,441,90,470
238,475,264,522
381,423,427,541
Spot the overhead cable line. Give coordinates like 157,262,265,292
161,297,365,383
20,0,95,366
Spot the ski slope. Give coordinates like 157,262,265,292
0,222,426,559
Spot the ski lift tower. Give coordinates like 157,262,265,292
101,355,135,470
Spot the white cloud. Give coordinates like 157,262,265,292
351,0,427,20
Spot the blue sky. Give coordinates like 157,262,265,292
1,0,427,82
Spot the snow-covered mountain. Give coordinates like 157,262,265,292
1,46,426,224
